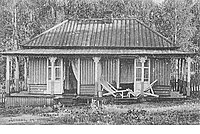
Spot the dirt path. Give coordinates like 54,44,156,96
0,114,54,125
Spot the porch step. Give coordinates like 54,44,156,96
153,85,171,98
62,93,77,97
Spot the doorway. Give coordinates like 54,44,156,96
63,59,77,94
47,58,63,94
119,59,134,90
134,59,150,92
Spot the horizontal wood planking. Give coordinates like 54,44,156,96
80,85,95,95
153,85,171,97
5,96,54,108
29,84,47,94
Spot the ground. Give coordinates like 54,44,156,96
0,99,200,125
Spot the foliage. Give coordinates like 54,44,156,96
0,100,200,124
149,0,197,51
190,0,200,48
58,107,200,125
1,0,198,52
0,0,199,51
58,101,200,125
0,0,200,82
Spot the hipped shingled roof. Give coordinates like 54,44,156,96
22,18,177,49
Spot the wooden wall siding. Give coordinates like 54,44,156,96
150,58,171,85
29,57,47,84
80,85,95,95
120,59,134,83
5,96,54,108
80,58,95,85
101,58,117,84
29,84,47,94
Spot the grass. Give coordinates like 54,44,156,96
0,99,200,125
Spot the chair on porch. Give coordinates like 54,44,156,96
100,80,128,98
126,79,159,98
144,79,159,97
126,88,141,98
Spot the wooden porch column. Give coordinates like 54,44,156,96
116,58,120,89
183,59,187,95
139,56,147,96
93,57,101,97
15,57,19,92
24,57,28,91
77,58,81,95
186,57,192,97
61,58,64,94
6,56,10,95
66,61,70,90
49,57,57,96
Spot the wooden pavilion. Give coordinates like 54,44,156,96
1,18,196,107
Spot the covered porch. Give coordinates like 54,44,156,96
1,48,195,106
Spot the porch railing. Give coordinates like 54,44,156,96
170,58,200,96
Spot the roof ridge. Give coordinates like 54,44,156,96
21,17,177,49
134,18,175,47
21,18,135,46
21,19,69,46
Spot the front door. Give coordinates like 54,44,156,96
134,59,150,93
47,58,63,94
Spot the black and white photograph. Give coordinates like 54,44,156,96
0,0,200,126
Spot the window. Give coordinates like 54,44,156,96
136,60,142,67
136,68,142,81
144,60,149,81
144,60,149,67
48,60,51,66
48,67,51,80
55,59,61,66
55,68,61,80
144,68,149,81
135,59,150,82
48,60,51,80
48,59,61,80
55,59,61,80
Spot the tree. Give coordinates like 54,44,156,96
0,0,199,81
149,0,197,51
190,0,200,49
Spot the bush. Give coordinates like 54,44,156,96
59,106,200,125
